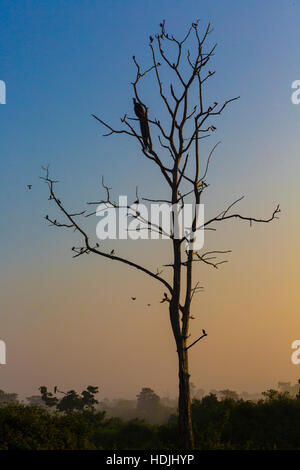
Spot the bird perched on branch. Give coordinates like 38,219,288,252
133,98,151,149
160,292,170,303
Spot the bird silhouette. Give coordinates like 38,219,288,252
133,98,151,149
131,297,136,301
160,292,169,304
27,185,32,190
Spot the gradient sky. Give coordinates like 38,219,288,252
1,0,300,401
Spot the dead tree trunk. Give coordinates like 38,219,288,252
177,332,194,449
42,20,280,450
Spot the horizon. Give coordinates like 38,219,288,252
2,378,300,403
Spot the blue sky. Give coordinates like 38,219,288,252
1,0,299,194
0,0,299,268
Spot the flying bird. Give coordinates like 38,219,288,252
131,297,136,301
27,185,32,190
133,98,151,149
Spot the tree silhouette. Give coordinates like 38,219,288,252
39,385,99,413
39,386,59,408
137,387,160,413
41,20,279,449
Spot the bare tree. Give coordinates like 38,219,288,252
41,20,280,449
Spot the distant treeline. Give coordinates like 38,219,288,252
0,385,300,449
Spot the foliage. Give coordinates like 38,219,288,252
1,387,300,449
192,391,300,450
39,385,99,413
